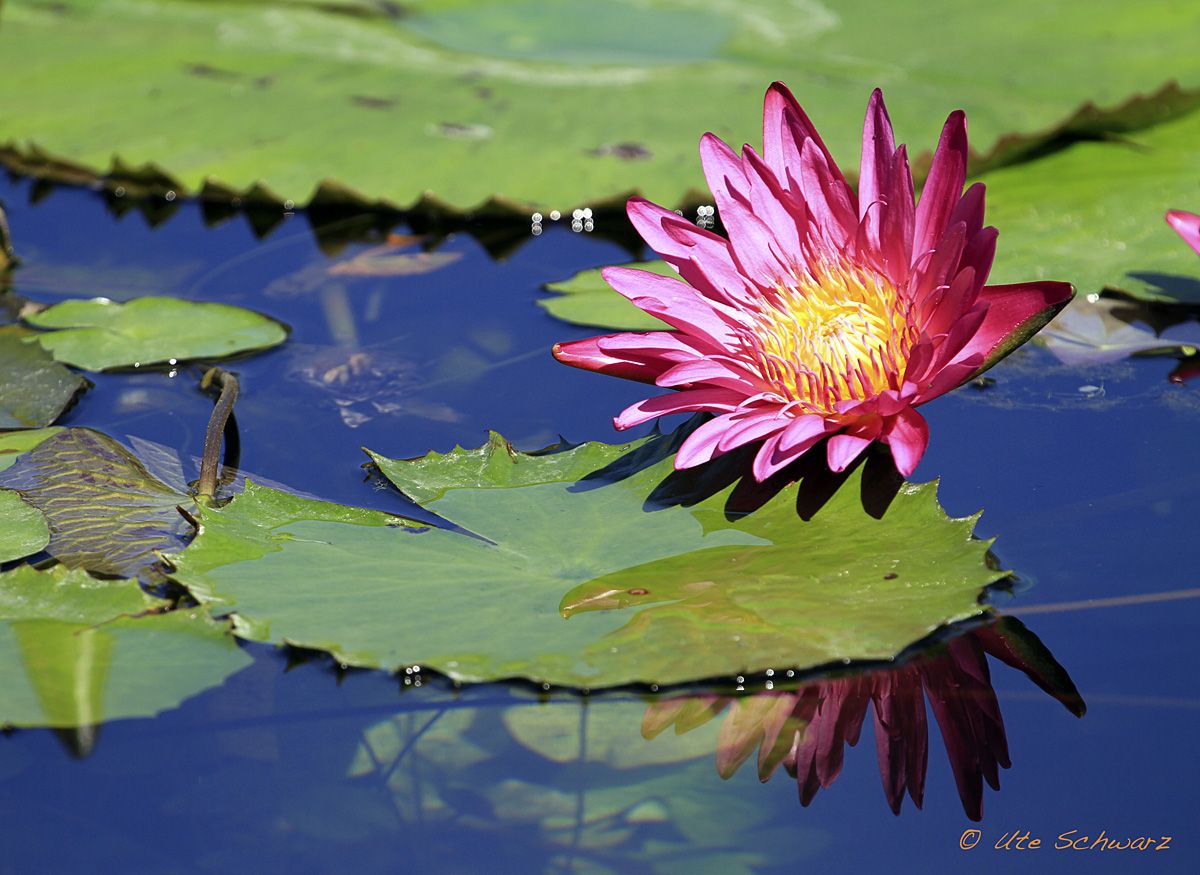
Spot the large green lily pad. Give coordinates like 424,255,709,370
167,430,1003,688
0,564,252,728
0,428,194,579
1,1,1197,212
0,326,89,427
0,490,50,564
984,108,1200,302
24,296,288,372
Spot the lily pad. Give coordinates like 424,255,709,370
167,430,1003,688
984,109,1200,303
0,326,89,427
0,490,50,563
0,564,252,728
0,428,194,579
540,261,673,331
24,296,288,372
1,1,1198,212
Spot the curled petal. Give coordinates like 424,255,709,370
952,281,1076,375
615,387,745,430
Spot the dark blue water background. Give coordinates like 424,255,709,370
1,175,1197,873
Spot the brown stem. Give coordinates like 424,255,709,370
197,367,239,500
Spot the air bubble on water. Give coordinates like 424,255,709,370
531,225,543,236
571,219,583,232
531,212,543,223
765,669,774,677
1086,293,1100,303
168,358,178,366
583,219,593,232
582,208,593,219
549,210,561,220
542,682,551,691
785,670,794,677
765,680,774,690
649,684,659,692
164,191,176,202
283,199,295,211
572,208,584,220
114,186,126,197
735,675,745,684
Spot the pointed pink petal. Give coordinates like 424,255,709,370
799,138,858,250
885,407,929,477
752,426,829,482
827,433,872,472
626,197,755,307
741,146,805,259
674,413,743,469
949,281,1075,373
858,89,897,223
552,335,683,384
913,111,968,263
602,266,740,348
948,182,986,241
615,387,745,430
1167,209,1200,255
716,408,792,452
655,356,766,393
777,413,830,453
763,81,848,192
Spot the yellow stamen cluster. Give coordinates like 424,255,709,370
743,261,917,415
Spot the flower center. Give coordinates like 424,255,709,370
742,261,917,414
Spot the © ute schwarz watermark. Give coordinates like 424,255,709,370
959,828,1173,852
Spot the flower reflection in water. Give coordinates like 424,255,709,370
642,617,1084,821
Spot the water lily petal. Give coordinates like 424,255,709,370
1166,209,1200,255
951,281,1076,372
914,111,968,264
885,407,930,477
615,387,746,430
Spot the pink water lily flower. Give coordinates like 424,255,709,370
554,85,1073,479
1166,210,1200,255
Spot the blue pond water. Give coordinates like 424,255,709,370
1,176,1197,873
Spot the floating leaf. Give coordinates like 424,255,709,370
2,1,1198,211
0,490,50,563
0,564,252,729
328,249,462,278
0,428,193,579
985,109,1200,303
0,326,89,427
168,431,1002,688
1040,297,1200,366
540,261,673,331
24,296,287,372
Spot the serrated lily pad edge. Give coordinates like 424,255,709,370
1,82,1194,217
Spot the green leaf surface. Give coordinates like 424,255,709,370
540,261,673,331
167,431,1001,688
0,428,194,579
984,109,1200,302
25,296,288,372
0,326,89,427
0,490,50,563
2,0,1198,212
0,564,252,728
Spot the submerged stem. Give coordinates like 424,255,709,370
197,367,240,500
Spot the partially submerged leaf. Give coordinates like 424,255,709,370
1040,296,1200,366
167,431,1002,688
0,326,89,427
0,490,50,563
0,565,252,728
328,249,462,278
539,261,674,331
0,429,193,579
24,296,287,372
